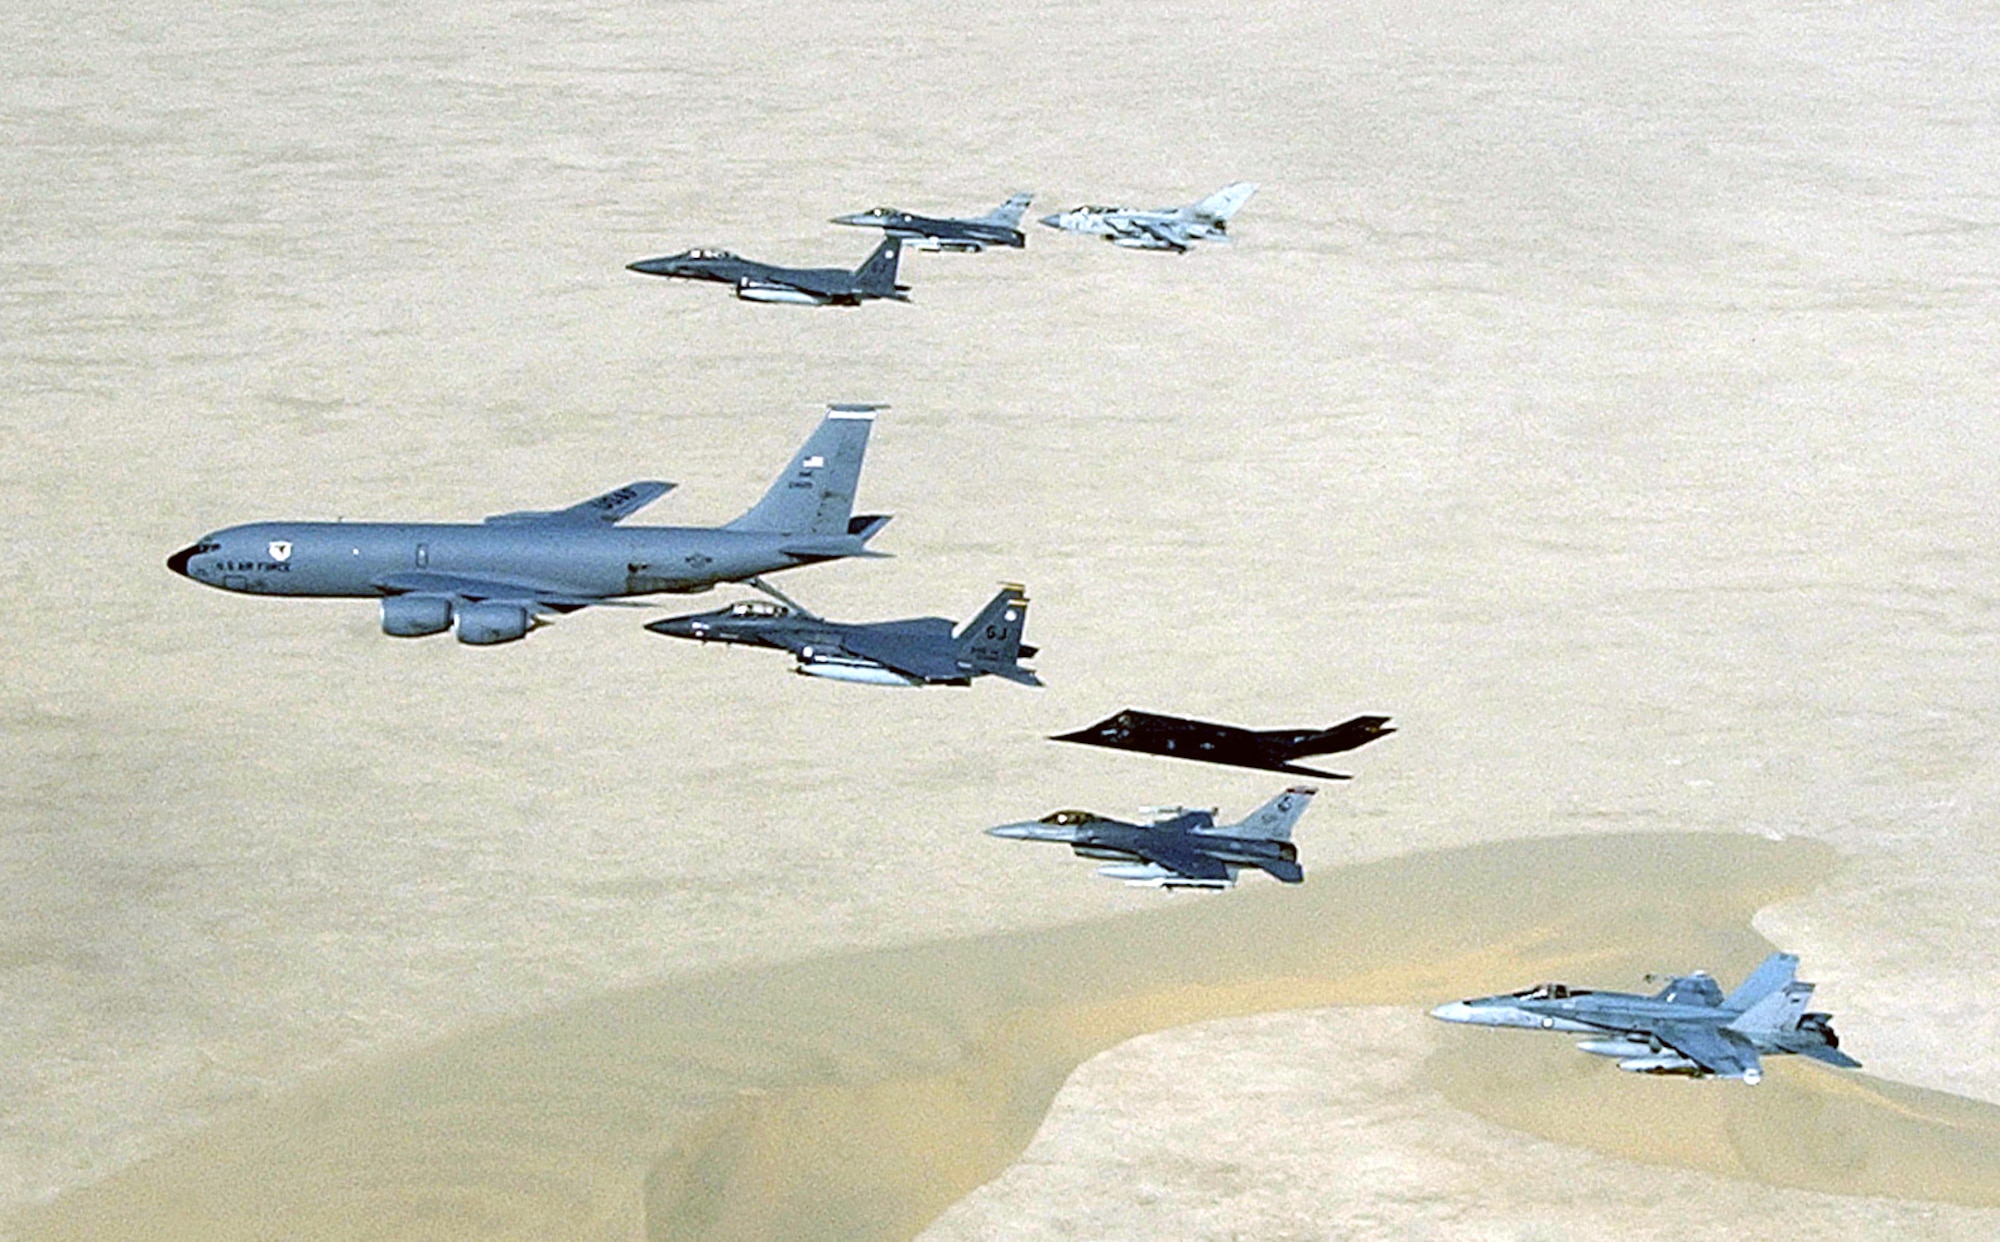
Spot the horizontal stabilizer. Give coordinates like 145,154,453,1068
1787,1042,1862,1070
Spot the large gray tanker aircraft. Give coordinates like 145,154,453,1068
1430,953,1860,1084
167,406,892,645
647,582,1040,687
829,193,1032,252
986,787,1317,890
626,235,907,305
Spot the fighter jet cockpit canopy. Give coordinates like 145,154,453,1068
726,600,790,618
1039,809,1100,827
1513,983,1589,1001
682,248,736,260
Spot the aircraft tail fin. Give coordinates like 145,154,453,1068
1727,981,1816,1037
725,406,880,536
1724,953,1800,1012
1188,181,1258,222
1227,786,1316,842
980,193,1033,228
853,235,904,296
956,584,1036,678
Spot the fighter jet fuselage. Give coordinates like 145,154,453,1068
988,787,1318,889
829,196,1031,252
627,237,908,305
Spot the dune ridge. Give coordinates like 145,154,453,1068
27,832,2000,1242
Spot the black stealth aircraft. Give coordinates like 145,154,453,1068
1051,709,1393,779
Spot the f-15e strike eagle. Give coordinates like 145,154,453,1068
830,193,1032,252
986,787,1317,890
1051,709,1394,778
167,406,891,645
626,235,908,305
1039,182,1258,252
647,584,1041,688
1430,953,1860,1084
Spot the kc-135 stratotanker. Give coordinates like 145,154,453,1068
167,406,891,645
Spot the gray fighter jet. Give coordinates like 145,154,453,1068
1429,953,1860,1084
166,406,892,645
626,235,907,305
986,787,1317,889
829,193,1032,252
1039,182,1257,252
647,583,1040,687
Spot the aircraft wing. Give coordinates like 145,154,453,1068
836,621,964,681
1129,217,1194,249
1654,1023,1765,1080
485,481,675,527
374,571,619,610
1127,840,1231,883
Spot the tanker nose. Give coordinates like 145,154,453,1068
166,544,200,577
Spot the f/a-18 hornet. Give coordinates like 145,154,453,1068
1039,182,1258,252
1052,709,1393,778
647,583,1040,688
1430,953,1860,1084
167,406,893,645
987,787,1317,890
626,234,907,305
829,193,1032,252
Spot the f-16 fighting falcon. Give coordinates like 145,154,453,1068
1429,953,1861,1084
1038,182,1258,252
626,234,907,305
166,406,893,645
1051,709,1393,778
829,193,1032,252
986,787,1317,890
647,583,1041,688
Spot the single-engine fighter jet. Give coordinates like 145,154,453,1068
829,193,1032,252
166,406,893,646
1429,953,1861,1084
647,583,1041,688
626,235,907,305
1051,709,1393,778
987,787,1317,890
1038,182,1258,252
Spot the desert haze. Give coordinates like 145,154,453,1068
4,1,1999,1239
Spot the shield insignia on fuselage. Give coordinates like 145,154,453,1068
268,541,292,562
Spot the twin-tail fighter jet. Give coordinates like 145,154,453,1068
1051,709,1394,778
626,235,907,305
829,193,1033,252
987,787,1317,889
1429,953,1860,1084
1039,182,1258,252
647,583,1041,688
167,406,892,645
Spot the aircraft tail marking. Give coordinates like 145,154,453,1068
1727,981,1816,1036
1225,786,1316,842
956,584,1035,678
726,406,880,536
853,235,904,296
981,193,1033,228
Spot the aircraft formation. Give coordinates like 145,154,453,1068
167,180,1861,1084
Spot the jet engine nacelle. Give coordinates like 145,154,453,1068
380,594,453,637
794,656,922,687
455,601,532,645
736,280,828,306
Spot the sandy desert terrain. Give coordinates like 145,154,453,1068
4,0,1998,1238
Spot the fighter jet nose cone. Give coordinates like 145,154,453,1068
645,617,697,637
1037,215,1061,228
627,258,672,276
1428,1002,1475,1023
985,823,1031,839
166,544,198,577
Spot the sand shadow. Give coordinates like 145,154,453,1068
25,832,2000,1242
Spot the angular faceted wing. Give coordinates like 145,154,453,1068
1655,1023,1764,1080
485,481,675,527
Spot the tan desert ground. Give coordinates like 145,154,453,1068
4,2,1999,1239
